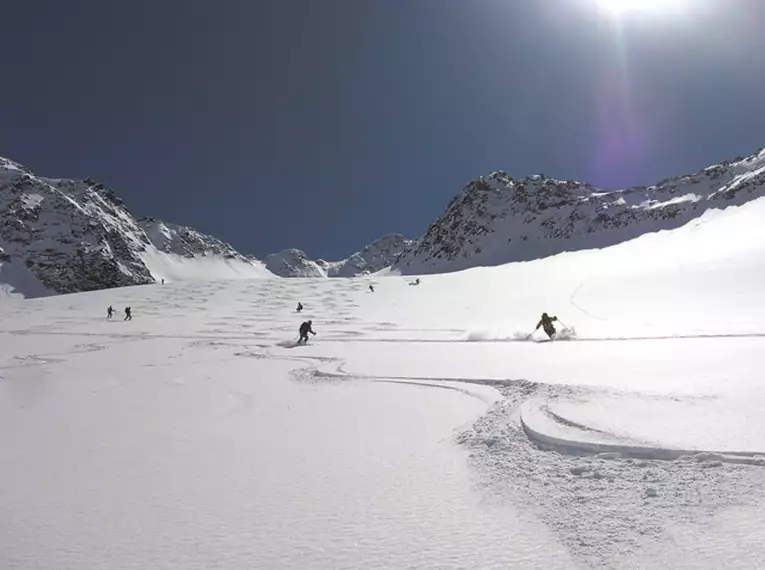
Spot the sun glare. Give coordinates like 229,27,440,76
595,0,676,13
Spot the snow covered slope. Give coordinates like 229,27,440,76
0,157,268,297
139,217,251,260
138,217,269,282
265,248,328,278
2,193,765,568
394,148,765,274
266,234,412,278
327,234,413,277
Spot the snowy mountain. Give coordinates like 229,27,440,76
0,157,268,297
394,148,765,274
328,234,413,277
4,192,765,568
266,234,413,278
139,218,249,261
265,248,327,278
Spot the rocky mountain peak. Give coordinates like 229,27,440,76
393,148,765,274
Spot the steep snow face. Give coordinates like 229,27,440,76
394,148,765,274
139,218,249,260
265,249,327,278
267,235,413,278
137,218,270,282
0,158,268,297
327,234,413,277
139,249,270,283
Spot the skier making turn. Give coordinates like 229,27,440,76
298,320,316,344
536,313,558,339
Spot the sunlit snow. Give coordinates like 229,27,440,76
2,198,765,568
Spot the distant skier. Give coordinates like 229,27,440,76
124,306,132,321
409,278,420,286
298,320,315,343
107,305,114,319
535,313,558,339
296,302,303,313
369,284,375,293
161,278,165,285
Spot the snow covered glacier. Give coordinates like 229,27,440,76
3,186,765,568
3,147,765,568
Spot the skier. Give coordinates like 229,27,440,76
369,284,375,293
124,306,132,321
107,305,114,319
161,278,165,285
535,313,558,339
298,320,316,344
296,302,303,313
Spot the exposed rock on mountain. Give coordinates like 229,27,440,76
0,158,267,298
266,234,412,278
265,249,327,278
393,149,765,274
328,234,412,277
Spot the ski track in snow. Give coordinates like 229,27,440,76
3,280,578,569
3,208,765,569
291,345,765,567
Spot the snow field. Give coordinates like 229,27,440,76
0,278,576,569
2,197,765,567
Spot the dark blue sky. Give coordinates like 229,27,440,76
2,0,763,259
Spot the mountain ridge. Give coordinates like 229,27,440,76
265,234,413,278
4,145,765,296
0,158,268,297
393,147,765,274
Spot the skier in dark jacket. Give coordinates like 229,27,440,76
369,284,375,293
536,313,557,338
107,306,114,319
124,306,132,321
296,302,303,313
298,320,315,343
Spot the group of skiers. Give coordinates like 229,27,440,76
294,280,380,340
107,306,132,321
295,276,563,342
296,279,561,342
293,311,560,344
103,278,168,321
106,277,560,343
104,277,561,342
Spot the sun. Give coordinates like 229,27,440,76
595,0,676,13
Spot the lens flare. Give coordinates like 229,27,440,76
595,0,676,13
